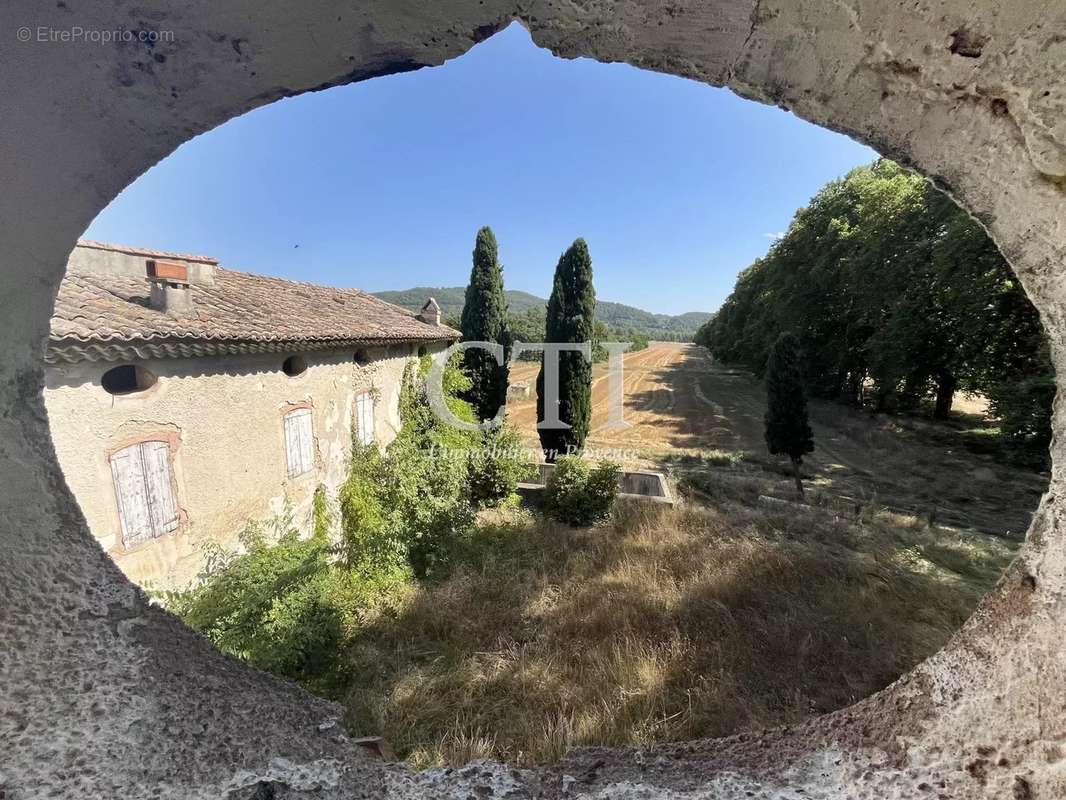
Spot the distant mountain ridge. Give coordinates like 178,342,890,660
373,286,711,336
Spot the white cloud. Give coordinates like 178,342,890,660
763,231,785,241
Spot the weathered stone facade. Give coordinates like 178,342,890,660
45,345,416,589
1,1,1064,798
40,241,452,589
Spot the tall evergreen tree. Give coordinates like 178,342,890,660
537,239,595,461
459,227,509,421
764,333,815,497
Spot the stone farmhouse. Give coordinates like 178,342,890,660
44,241,456,589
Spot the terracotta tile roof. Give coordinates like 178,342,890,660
76,239,220,265
48,265,459,364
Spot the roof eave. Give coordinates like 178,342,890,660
45,332,460,365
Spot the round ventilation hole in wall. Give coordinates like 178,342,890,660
282,355,308,376
101,364,158,395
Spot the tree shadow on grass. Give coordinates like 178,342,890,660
335,500,1007,767
622,349,1046,539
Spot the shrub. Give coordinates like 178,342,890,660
312,484,334,540
629,330,650,352
986,373,1055,468
468,424,534,508
544,456,620,526
169,510,410,692
339,355,484,578
391,431,477,578
170,351,523,697
339,443,409,573
169,521,337,681
339,434,476,580
254,566,347,681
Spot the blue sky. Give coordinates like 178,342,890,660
85,23,876,316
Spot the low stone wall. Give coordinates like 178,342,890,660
521,462,673,506
506,380,531,400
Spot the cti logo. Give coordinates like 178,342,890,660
425,340,633,432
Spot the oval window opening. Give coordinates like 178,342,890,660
54,20,1052,778
101,364,157,395
282,355,307,377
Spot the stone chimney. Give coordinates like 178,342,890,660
69,241,217,285
417,297,441,326
146,259,194,317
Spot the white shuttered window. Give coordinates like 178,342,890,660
356,392,375,445
110,440,179,547
284,407,315,477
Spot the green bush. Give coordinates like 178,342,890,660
170,353,531,697
390,431,477,578
339,433,476,580
339,442,409,574
254,566,347,680
544,456,620,526
986,374,1055,468
171,525,329,682
468,424,534,508
627,330,650,353
169,510,410,692
339,355,484,578
312,484,334,540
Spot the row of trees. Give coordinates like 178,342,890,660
459,227,596,460
697,160,1054,464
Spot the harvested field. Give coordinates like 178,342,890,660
508,342,1047,538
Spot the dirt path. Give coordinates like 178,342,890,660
507,342,1047,537
509,343,728,453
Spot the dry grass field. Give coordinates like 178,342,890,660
335,343,1040,767
508,342,1046,538
343,501,1017,767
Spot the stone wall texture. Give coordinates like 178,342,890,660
0,1,1064,798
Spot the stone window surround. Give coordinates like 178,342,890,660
105,429,188,553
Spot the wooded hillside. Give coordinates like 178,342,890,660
375,286,709,340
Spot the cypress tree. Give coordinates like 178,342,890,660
459,226,509,421
537,239,595,461
764,332,815,497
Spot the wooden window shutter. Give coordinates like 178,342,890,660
110,440,178,547
142,440,179,535
284,408,314,477
298,412,314,473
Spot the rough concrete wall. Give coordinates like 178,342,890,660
0,1,1064,798
43,345,414,589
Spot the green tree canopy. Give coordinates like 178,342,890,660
697,159,1053,465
